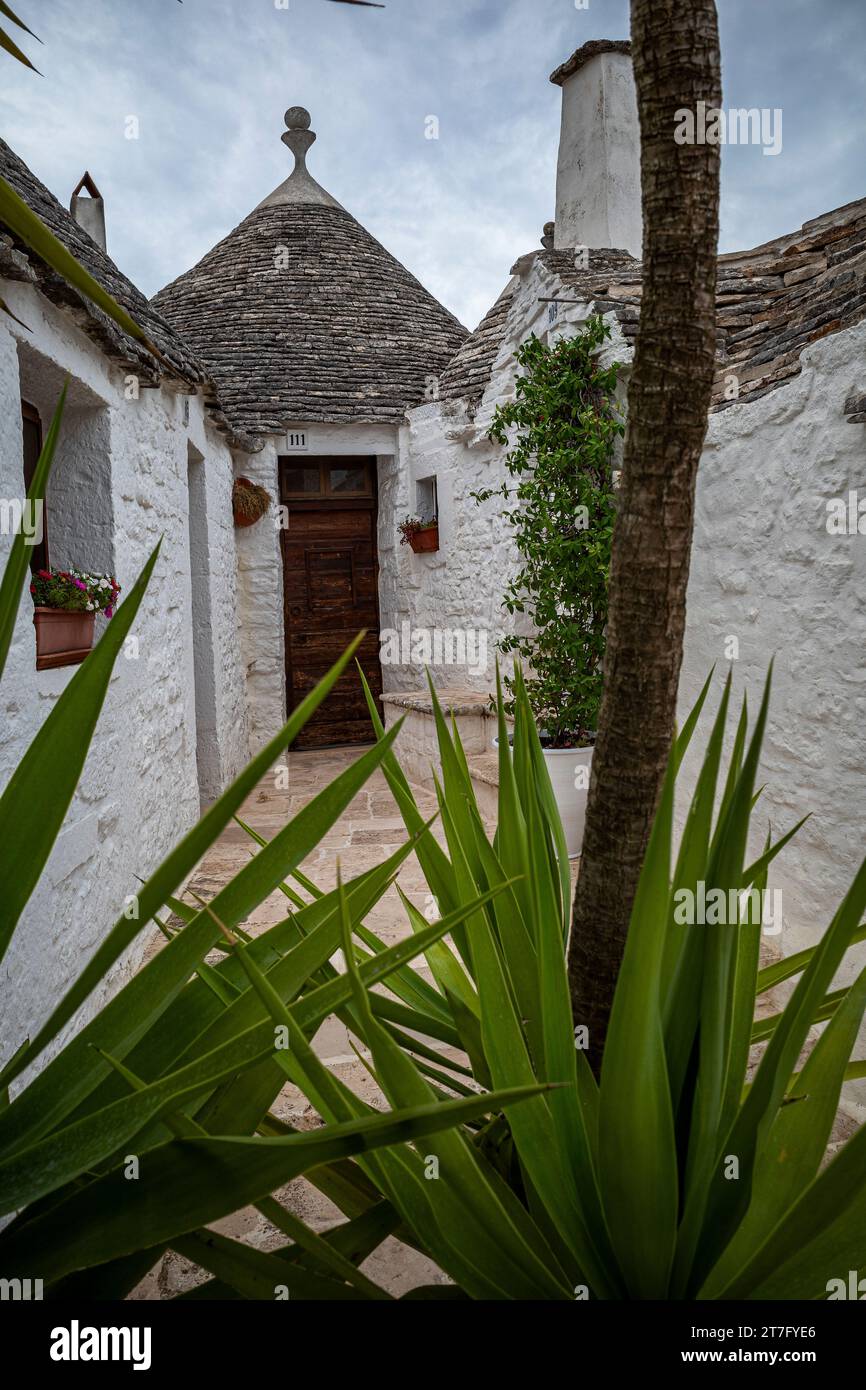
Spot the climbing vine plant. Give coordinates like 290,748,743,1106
474,314,624,747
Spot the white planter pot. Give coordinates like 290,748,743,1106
542,744,594,859
493,736,594,859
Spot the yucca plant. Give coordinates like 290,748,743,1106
1,1,40,73
324,661,866,1299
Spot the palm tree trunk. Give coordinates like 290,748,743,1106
568,0,722,1071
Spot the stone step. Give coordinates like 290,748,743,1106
382,696,582,886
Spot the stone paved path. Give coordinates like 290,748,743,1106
134,745,470,1299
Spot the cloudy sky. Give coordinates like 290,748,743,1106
3,0,864,330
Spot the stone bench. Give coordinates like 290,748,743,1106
381,688,504,819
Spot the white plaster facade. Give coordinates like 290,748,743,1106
0,279,250,1062
379,406,512,694
678,317,866,970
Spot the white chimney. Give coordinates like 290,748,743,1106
69,171,107,252
549,39,642,258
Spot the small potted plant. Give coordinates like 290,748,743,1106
30,567,121,671
398,515,439,554
232,476,272,528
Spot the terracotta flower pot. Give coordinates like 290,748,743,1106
33,607,96,671
408,524,439,554
493,733,594,859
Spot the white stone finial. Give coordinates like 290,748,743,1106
256,106,343,212
282,107,316,175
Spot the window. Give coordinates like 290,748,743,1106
327,465,367,495
21,399,49,573
281,465,320,496
16,343,114,618
416,475,438,523
279,458,374,500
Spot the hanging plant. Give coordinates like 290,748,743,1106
232,477,271,528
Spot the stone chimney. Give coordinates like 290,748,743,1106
549,39,642,258
69,171,106,252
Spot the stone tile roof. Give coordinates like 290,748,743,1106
711,199,866,410
0,139,213,398
440,199,866,415
549,39,631,87
438,279,516,404
539,245,642,331
152,201,468,436
436,249,639,411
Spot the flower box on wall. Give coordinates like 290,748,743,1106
33,607,96,670
398,517,439,554
30,567,120,671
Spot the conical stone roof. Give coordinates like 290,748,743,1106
152,107,467,437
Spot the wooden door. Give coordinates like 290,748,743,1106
279,457,382,748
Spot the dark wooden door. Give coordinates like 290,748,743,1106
279,457,382,748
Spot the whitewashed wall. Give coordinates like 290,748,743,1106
677,318,866,997
235,438,284,756
0,283,249,1073
380,404,511,693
